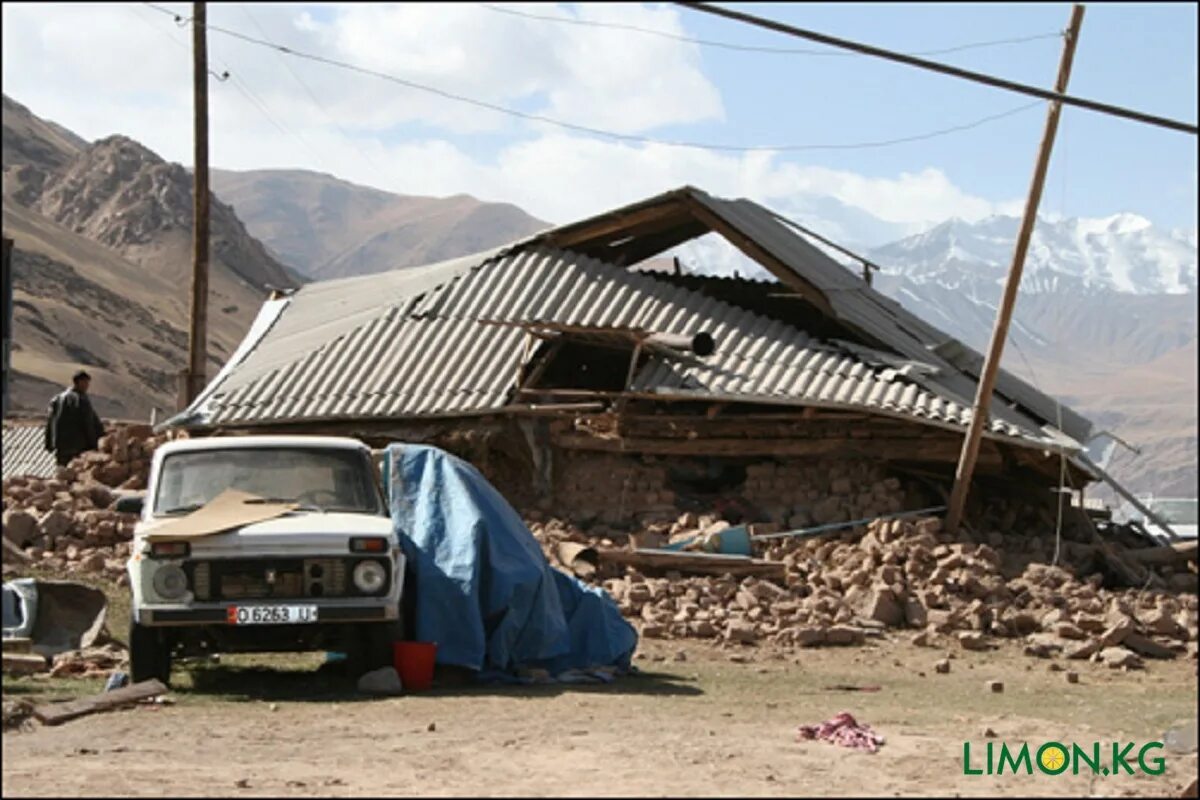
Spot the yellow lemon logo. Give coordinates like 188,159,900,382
1039,743,1068,773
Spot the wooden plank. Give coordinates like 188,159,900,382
2,653,47,675
596,547,785,579
547,202,692,248
680,195,836,317
32,679,168,726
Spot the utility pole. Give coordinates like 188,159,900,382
944,4,1086,534
184,0,210,409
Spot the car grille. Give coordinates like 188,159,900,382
187,558,349,601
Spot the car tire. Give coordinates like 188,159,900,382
129,618,171,685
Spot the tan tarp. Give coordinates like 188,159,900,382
141,489,298,541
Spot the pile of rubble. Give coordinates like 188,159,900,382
529,506,1199,668
48,643,129,679
2,424,177,579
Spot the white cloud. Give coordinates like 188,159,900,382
1,1,1024,253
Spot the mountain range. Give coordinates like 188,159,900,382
2,93,1194,497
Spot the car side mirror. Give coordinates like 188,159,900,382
115,495,144,515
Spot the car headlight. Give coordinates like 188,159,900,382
152,564,189,600
352,560,387,594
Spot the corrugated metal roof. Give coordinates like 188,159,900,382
2,422,56,480
191,247,1043,443
538,187,1092,444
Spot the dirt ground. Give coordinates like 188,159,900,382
3,637,1197,798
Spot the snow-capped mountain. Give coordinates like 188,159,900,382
869,214,1197,295
671,210,1197,498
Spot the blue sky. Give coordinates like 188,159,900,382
2,2,1196,236
673,2,1198,227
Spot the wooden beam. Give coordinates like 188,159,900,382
547,202,692,248
32,679,168,726
946,5,1086,533
679,195,836,317
596,547,785,579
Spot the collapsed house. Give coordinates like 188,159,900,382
166,186,1098,525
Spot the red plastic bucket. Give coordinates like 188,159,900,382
393,641,437,691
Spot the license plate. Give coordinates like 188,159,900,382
227,605,318,625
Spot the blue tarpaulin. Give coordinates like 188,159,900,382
385,443,637,678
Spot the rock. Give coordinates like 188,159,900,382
858,585,904,627
1122,633,1177,660
1053,622,1087,640
38,509,73,540
1098,617,1135,648
903,597,928,628
934,658,951,674
1098,647,1143,670
958,632,990,651
357,666,404,695
2,509,39,546
791,626,826,647
982,726,998,738
427,722,437,732
910,630,933,647
1066,671,1079,684
986,680,1004,693
78,552,106,573
725,620,758,645
825,625,865,646
1023,633,1064,659
1066,638,1103,660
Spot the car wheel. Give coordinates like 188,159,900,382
129,618,171,685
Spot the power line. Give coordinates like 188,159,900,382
675,2,1198,135
131,4,331,170
238,5,394,181
141,3,1043,154
479,3,1064,58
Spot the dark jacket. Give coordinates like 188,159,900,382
44,388,103,460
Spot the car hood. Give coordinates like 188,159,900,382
137,511,396,557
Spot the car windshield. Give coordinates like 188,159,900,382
1147,499,1198,526
153,447,383,516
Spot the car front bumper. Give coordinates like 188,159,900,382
138,603,396,626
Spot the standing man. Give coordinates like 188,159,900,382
44,370,104,467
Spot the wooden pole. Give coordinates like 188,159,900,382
184,0,210,409
944,4,1086,534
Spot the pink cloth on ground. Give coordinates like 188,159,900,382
796,711,885,753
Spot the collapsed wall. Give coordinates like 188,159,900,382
2,423,180,581
551,450,905,527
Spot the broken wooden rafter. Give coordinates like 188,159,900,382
596,547,785,579
32,679,168,726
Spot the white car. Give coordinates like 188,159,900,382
119,435,406,685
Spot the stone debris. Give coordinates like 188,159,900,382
3,424,183,576
1066,670,1079,684
526,490,1198,661
986,680,1004,693
1097,647,1144,670
49,644,128,679
934,658,951,674
357,666,403,695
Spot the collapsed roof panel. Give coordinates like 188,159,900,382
177,243,1061,450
